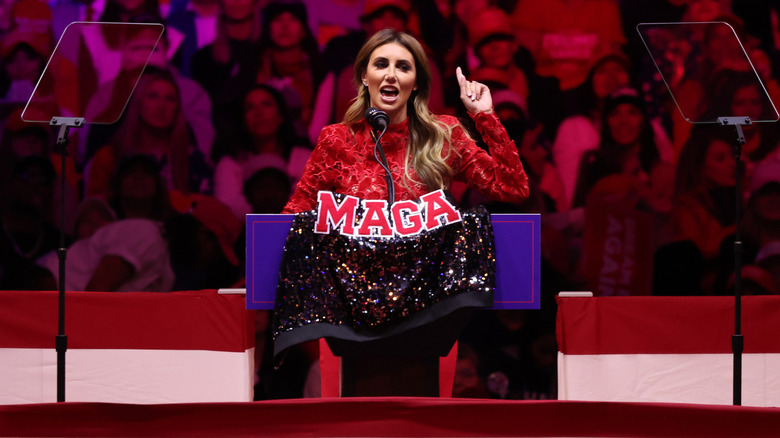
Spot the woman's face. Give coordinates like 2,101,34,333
731,85,763,122
270,11,305,49
607,103,644,146
517,129,547,177
703,139,736,188
5,48,43,81
362,42,417,125
244,88,283,139
140,79,179,130
591,60,630,100
477,38,514,69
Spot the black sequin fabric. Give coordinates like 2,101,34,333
272,196,496,358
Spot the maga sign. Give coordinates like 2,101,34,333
314,189,462,237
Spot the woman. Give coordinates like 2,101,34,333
553,54,654,210
254,0,323,125
276,29,528,396
668,125,739,293
109,154,174,222
190,0,262,121
213,83,311,219
283,29,528,212
571,88,668,210
86,69,211,198
699,69,780,178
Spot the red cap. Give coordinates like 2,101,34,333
468,8,513,46
361,0,411,19
11,0,52,35
1,29,49,58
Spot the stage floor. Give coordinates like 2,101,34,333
2,397,780,437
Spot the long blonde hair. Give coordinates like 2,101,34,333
344,29,455,193
111,69,191,192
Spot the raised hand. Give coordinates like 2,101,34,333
456,66,493,115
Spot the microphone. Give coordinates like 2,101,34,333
364,107,394,205
365,107,389,131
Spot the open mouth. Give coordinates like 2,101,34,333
380,86,399,102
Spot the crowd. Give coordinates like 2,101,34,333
2,0,780,401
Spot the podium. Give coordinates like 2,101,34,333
246,213,540,396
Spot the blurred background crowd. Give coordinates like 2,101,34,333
3,0,780,401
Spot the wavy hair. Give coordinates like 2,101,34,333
343,29,455,193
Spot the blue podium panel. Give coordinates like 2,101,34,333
246,214,540,310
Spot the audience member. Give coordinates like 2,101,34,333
571,88,671,210
0,156,61,290
254,0,323,125
736,159,780,294
0,30,46,104
466,8,527,100
452,343,490,398
166,0,220,77
85,69,212,198
212,83,310,219
190,0,262,122
0,108,80,232
668,125,738,293
108,154,175,222
36,215,175,293
243,167,292,214
698,69,780,178
552,54,633,208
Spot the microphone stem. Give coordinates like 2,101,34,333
373,127,395,206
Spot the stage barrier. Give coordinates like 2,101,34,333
557,295,780,406
0,290,254,404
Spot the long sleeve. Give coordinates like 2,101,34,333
450,112,529,204
284,114,530,213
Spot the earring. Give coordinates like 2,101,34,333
363,82,368,87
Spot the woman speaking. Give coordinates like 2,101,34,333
275,29,529,396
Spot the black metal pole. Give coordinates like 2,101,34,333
55,123,70,403
732,123,744,407
719,117,748,406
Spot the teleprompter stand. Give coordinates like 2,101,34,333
718,116,751,405
51,116,84,402
638,22,779,405
22,22,164,402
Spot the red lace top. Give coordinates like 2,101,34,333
282,112,529,213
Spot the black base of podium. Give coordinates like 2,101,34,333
326,308,473,397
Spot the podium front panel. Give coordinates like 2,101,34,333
246,213,540,310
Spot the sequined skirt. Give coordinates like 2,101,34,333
272,205,496,358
